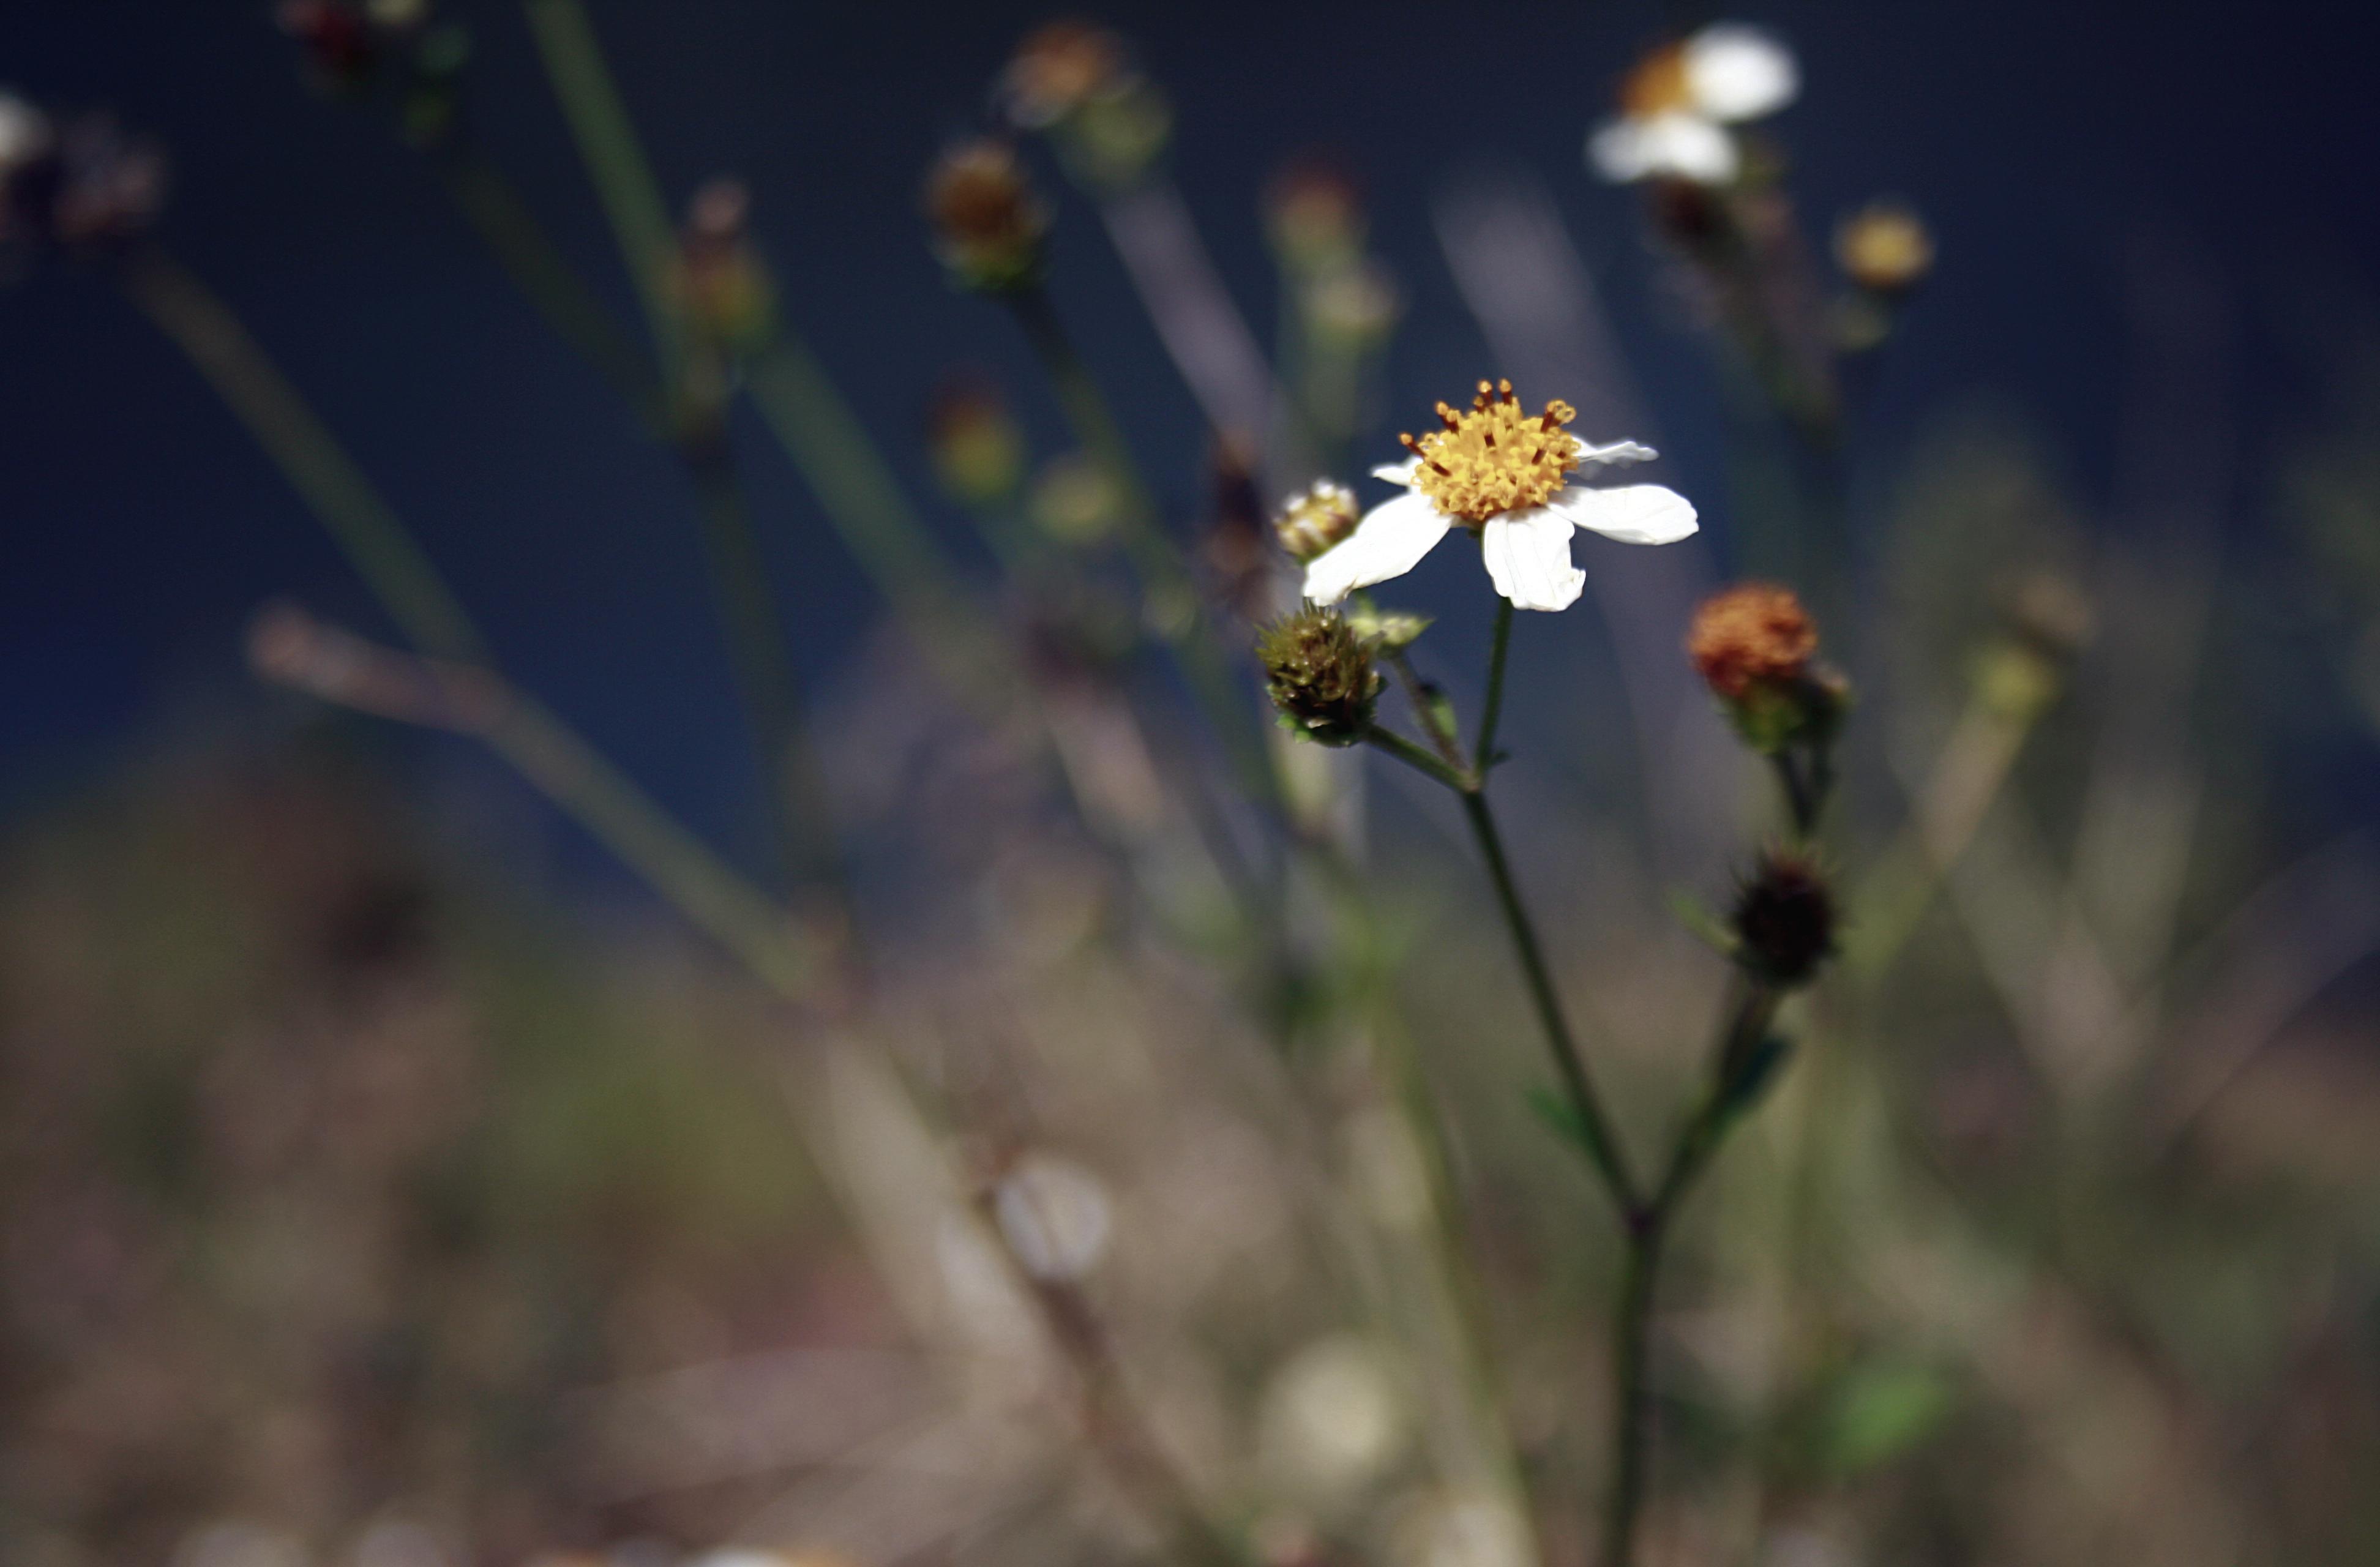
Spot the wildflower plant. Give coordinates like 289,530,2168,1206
43,9,2372,1567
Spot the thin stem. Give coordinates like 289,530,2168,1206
1459,788,1640,1216
1363,726,1470,793
683,436,839,892
1602,1218,1663,1567
1475,598,1514,774
120,249,484,663
1605,976,1781,1567
519,0,682,371
433,145,665,426
1386,649,1466,774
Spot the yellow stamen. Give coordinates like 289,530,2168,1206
1400,381,1580,525
1618,43,1695,119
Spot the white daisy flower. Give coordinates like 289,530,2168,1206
1587,24,1799,186
0,92,54,176
1301,381,1696,614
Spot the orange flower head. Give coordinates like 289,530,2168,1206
1688,582,1817,699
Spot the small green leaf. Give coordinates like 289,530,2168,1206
1667,889,1739,956
1821,1361,1958,1476
1525,1086,1596,1155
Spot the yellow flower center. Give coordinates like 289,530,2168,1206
1618,43,1695,119
1401,381,1581,525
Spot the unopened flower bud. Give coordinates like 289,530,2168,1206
1835,200,1934,295
1001,20,1126,130
1306,258,1401,350
1029,452,1119,545
1731,848,1836,987
1688,582,1844,753
1259,606,1381,746
1342,602,1431,652
1061,74,1172,192
926,370,1025,506
1274,481,1360,562
671,175,776,354
47,116,167,249
924,138,1047,294
1265,155,1365,272
280,1,380,85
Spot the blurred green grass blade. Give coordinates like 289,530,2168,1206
122,249,485,664
744,339,965,614
520,0,682,368
437,150,665,425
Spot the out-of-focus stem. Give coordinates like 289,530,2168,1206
433,146,665,425
520,0,681,370
1096,181,1282,454
683,434,840,890
1847,685,2048,984
121,249,486,664
742,339,994,672
1005,286,1274,804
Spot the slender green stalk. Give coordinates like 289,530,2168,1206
683,436,839,890
1475,599,1514,774
1364,727,1470,792
433,146,665,425
1604,976,1781,1567
742,340,988,663
1602,1216,1664,1567
120,249,484,663
490,687,826,1000
1459,788,1641,1217
519,0,682,369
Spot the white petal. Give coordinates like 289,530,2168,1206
1550,483,1699,546
1370,457,1421,485
1480,509,1585,613
1684,24,1798,122
1573,436,1659,468
1302,492,1451,604
1587,111,1738,185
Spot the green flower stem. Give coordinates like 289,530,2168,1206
1601,1213,1664,1567
1475,598,1514,774
1363,726,1470,793
119,249,484,664
1458,788,1641,1219
520,0,682,371
1605,975,1783,1567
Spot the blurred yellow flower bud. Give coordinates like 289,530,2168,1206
1835,200,1934,294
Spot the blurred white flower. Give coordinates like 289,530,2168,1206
1390,1490,1534,1567
993,1151,1113,1281
1258,1334,1409,1500
1588,24,1799,185
1302,381,1694,613
0,91,53,174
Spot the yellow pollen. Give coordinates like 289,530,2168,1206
1399,381,1581,525
1618,43,1696,119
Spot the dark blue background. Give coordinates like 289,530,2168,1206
6,0,2376,872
